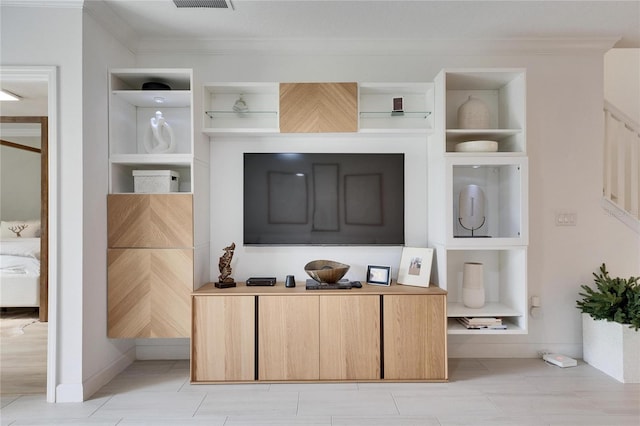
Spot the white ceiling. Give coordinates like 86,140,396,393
2,0,638,116
99,0,640,48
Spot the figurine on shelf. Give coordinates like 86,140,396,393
144,110,176,154
216,242,237,288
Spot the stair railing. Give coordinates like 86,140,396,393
603,100,639,232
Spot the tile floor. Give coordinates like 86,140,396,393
1,358,639,425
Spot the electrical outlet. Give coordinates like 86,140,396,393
555,211,577,226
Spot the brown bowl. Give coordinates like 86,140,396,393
304,260,350,283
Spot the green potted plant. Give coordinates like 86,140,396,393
576,263,639,383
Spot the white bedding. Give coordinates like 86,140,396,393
0,238,40,307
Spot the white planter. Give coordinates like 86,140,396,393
582,313,640,383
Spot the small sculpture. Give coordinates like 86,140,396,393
216,242,237,288
144,111,175,154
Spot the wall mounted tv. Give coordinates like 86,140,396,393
244,153,405,245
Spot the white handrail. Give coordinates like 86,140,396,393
603,101,639,225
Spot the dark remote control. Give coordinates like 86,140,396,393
351,281,362,288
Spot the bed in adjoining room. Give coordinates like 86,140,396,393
0,221,41,310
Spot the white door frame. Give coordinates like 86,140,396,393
0,65,58,402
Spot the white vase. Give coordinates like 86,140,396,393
457,95,490,129
462,262,485,308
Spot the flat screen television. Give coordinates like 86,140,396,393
244,153,405,245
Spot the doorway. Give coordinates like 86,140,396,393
0,66,57,402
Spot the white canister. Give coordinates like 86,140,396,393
462,262,485,308
457,95,490,129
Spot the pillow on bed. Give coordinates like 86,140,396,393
0,220,40,238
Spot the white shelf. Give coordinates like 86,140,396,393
359,82,434,132
111,90,191,108
447,301,520,317
203,83,279,134
110,153,192,166
447,318,526,335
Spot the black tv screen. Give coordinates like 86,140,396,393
244,153,405,245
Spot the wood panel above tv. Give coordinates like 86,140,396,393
279,82,358,133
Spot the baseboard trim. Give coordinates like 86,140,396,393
135,339,190,360
448,342,582,359
81,347,136,401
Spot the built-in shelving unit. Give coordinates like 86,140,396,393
107,68,210,339
201,82,434,135
109,68,194,193
202,83,279,135
358,82,434,133
429,68,528,334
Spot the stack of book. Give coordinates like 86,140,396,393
457,317,507,330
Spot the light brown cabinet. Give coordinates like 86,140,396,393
319,295,380,380
258,296,320,380
107,193,194,338
191,295,255,382
383,294,447,380
279,82,358,133
190,284,447,383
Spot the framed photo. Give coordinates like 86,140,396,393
392,97,404,112
366,265,391,286
397,247,434,287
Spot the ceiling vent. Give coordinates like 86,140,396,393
173,0,234,8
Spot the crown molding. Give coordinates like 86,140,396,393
0,0,82,7
133,37,620,57
82,0,139,56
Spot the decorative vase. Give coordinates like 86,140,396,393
457,95,490,129
462,262,485,308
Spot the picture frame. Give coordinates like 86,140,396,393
397,247,434,287
392,96,404,112
366,265,391,286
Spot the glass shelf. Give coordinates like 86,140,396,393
205,110,278,119
360,111,432,119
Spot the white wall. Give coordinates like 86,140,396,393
81,11,136,399
1,3,85,402
0,3,134,402
139,48,639,359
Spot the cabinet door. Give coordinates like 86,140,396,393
108,248,192,338
383,295,447,380
279,83,357,133
258,296,319,380
319,295,381,380
191,296,255,382
108,194,193,248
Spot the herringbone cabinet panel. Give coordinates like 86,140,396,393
108,194,193,248
108,248,192,338
280,83,357,133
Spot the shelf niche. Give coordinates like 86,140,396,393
444,70,525,154
451,160,527,244
438,247,527,335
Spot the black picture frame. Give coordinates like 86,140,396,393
366,265,391,286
